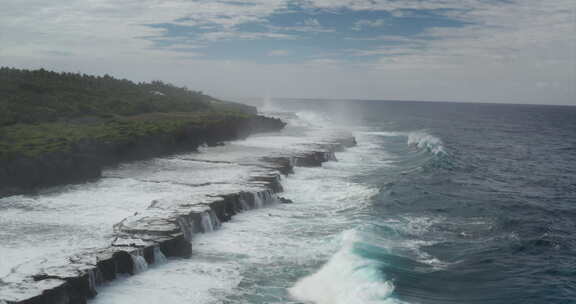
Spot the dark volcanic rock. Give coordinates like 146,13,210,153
278,197,294,204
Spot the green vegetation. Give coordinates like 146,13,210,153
0,67,255,126
0,67,258,160
0,112,249,159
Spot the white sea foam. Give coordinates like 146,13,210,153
361,129,446,156
0,177,194,278
91,258,243,304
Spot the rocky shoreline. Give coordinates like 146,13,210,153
0,134,356,304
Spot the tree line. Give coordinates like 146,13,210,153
0,67,219,126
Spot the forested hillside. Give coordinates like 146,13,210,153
0,67,264,160
0,67,253,126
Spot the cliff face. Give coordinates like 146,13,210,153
0,115,285,198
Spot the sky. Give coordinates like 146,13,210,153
1,0,574,105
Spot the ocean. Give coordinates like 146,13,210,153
4,100,575,303
284,100,576,304
92,100,576,303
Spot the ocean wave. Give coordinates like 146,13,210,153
360,130,447,156
362,130,457,172
406,131,446,156
289,230,407,304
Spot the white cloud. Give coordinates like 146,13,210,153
303,18,321,27
268,49,290,56
200,31,295,41
345,35,422,43
307,0,481,12
352,19,386,31
266,18,334,33
0,0,573,104
0,0,289,57
306,58,343,65
344,0,574,76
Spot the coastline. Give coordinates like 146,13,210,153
0,128,356,304
0,114,285,198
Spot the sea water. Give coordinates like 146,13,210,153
90,100,576,304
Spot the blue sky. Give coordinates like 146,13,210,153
143,5,467,64
0,0,574,104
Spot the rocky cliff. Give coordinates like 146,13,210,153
0,115,285,198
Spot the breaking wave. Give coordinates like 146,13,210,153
406,131,445,156
360,130,447,156
289,230,404,304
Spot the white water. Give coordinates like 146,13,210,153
253,192,264,208
362,130,446,156
0,177,190,278
153,247,167,265
91,121,402,303
200,212,216,233
289,231,400,304
131,253,148,274
407,131,446,155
